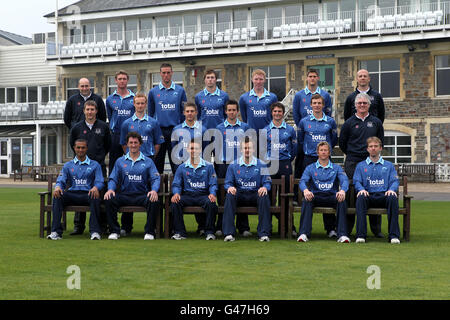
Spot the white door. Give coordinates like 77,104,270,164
0,139,11,177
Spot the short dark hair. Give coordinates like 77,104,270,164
83,100,97,110
225,100,239,112
183,102,197,112
311,93,324,104
189,138,201,146
307,69,319,76
115,70,129,80
271,102,285,113
73,138,88,148
240,136,253,148
160,63,172,70
126,131,143,144
204,69,218,80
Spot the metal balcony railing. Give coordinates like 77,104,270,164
0,102,65,122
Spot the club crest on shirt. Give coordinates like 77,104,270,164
367,122,373,127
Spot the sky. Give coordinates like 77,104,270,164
0,0,76,38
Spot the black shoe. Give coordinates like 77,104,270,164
70,228,85,235
374,232,384,238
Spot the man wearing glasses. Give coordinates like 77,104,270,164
339,92,384,237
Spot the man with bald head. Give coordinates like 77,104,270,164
64,77,107,235
64,77,107,130
343,69,385,123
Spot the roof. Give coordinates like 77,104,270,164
0,30,32,45
44,0,206,18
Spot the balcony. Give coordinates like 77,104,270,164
0,102,65,123
45,2,450,65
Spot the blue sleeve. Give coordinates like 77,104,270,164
224,164,235,190
299,165,311,192
337,165,349,192
93,163,105,190
324,92,333,117
119,120,128,146
148,90,155,118
209,165,218,196
106,97,113,122
239,95,247,123
149,161,161,192
297,120,305,147
195,93,201,120
223,92,229,119
353,163,365,193
180,89,187,123
55,165,68,190
388,164,400,192
330,119,338,149
172,166,183,195
153,121,165,145
107,162,120,191
293,93,301,126
261,162,272,191
291,127,298,161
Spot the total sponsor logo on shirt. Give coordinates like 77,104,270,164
368,178,385,186
127,174,143,182
272,143,287,150
315,181,333,190
226,140,240,148
74,178,88,186
237,178,257,188
159,101,176,110
310,134,327,142
116,108,133,117
187,179,206,189
205,109,220,116
250,107,267,117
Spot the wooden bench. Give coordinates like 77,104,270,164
13,165,41,181
38,174,169,238
164,175,288,239
287,175,412,241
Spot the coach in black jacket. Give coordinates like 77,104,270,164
339,92,384,238
343,69,385,123
64,78,107,129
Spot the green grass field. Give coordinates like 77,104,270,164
0,188,449,300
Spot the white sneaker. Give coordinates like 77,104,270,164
328,230,338,238
171,233,186,240
215,230,223,237
297,234,308,242
337,236,351,243
144,234,155,240
242,231,253,237
390,238,401,244
108,233,119,240
206,234,216,241
259,236,270,242
224,235,235,242
47,232,62,240
356,237,366,243
90,232,101,240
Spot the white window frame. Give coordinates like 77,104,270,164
108,75,138,96
383,131,412,164
435,54,450,96
360,58,401,98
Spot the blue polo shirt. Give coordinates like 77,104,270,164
265,121,298,161
56,156,104,192
353,157,399,193
108,152,160,194
172,158,218,196
216,119,250,163
297,113,338,156
224,157,272,192
148,82,187,128
299,160,348,194
106,89,135,134
120,113,165,157
293,87,333,126
171,121,207,163
195,87,229,129
239,88,277,131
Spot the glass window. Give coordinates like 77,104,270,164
41,86,49,104
70,28,81,44
421,0,438,11
140,18,153,39
303,2,319,21
436,55,450,96
184,15,198,34
322,1,338,20
382,132,411,163
125,19,138,43
267,7,282,38
110,22,123,41
233,10,248,28
217,11,232,32
28,87,38,103
360,59,400,98
0,88,5,104
7,88,15,103
108,75,138,95
83,24,94,43
50,86,57,102
18,87,27,103
341,0,356,12
156,17,169,37
95,22,107,42
285,5,301,24
201,13,215,34
66,77,95,100
358,0,376,11
251,8,265,39
169,16,183,36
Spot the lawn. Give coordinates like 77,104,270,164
0,188,449,300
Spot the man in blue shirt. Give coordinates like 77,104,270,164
214,100,251,236
297,141,350,243
120,93,164,159
104,132,161,240
297,93,338,237
339,92,384,237
170,139,218,240
293,69,333,207
195,69,229,130
239,69,278,133
148,63,187,174
264,102,297,236
353,137,401,244
106,70,136,174
223,137,272,242
47,139,104,240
